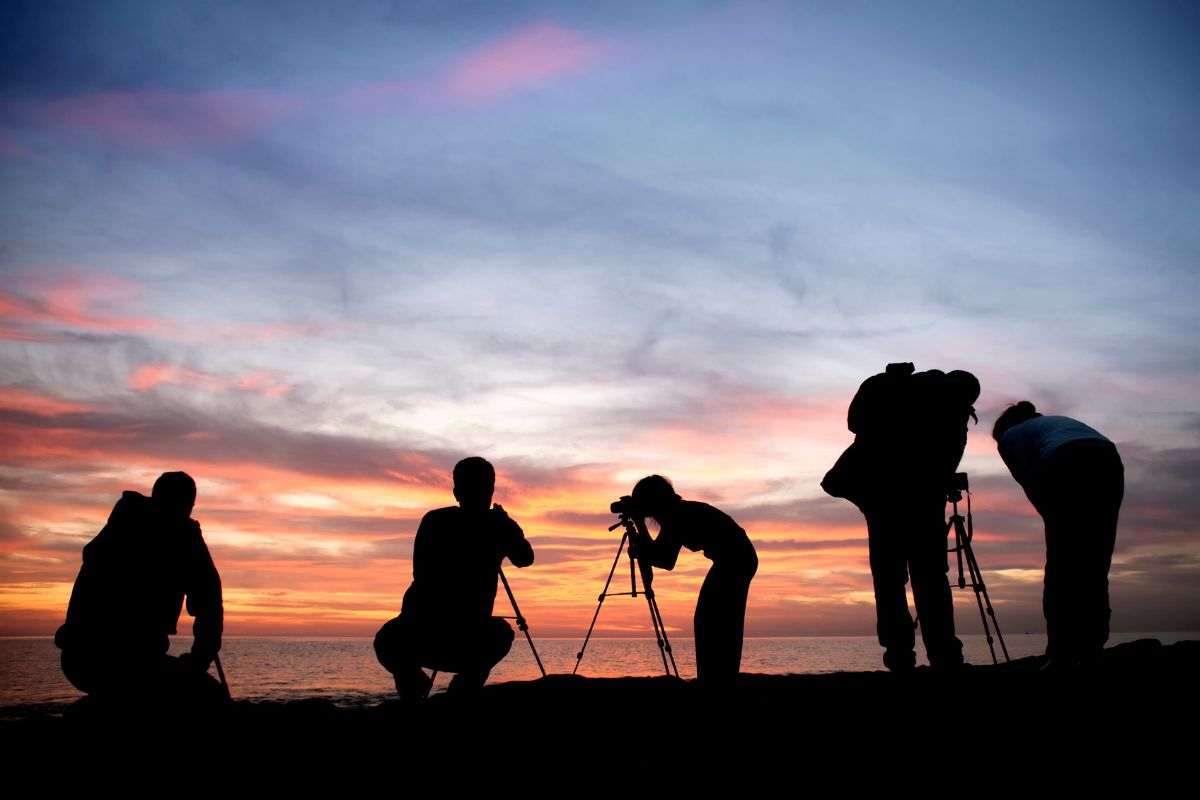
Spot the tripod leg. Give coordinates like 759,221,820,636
966,544,1011,662
500,567,547,678
637,565,671,675
959,526,998,665
646,591,679,677
574,533,628,674
949,515,966,589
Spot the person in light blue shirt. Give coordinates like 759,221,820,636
993,402,1124,667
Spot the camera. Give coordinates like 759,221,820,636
610,495,642,517
946,471,969,502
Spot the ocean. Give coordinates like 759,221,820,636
3,632,1195,707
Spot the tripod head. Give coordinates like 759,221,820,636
946,471,970,505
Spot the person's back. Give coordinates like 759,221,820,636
998,414,1113,493
651,500,756,571
847,364,978,498
401,504,531,628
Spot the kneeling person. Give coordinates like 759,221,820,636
375,457,534,700
55,471,225,708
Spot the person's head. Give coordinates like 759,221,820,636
151,471,197,520
946,370,981,406
992,401,1041,441
631,474,682,521
453,456,495,511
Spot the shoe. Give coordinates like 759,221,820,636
883,649,916,673
396,669,433,702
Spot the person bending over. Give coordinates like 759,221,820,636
627,475,757,688
993,401,1124,669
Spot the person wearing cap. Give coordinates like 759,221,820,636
626,475,758,688
992,402,1124,668
55,471,225,705
374,457,534,701
827,363,980,672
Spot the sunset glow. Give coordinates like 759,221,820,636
2,2,1197,641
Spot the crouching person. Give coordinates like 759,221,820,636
54,471,226,712
375,457,534,700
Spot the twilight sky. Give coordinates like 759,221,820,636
1,0,1197,639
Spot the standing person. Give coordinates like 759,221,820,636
374,457,534,701
823,362,980,672
992,401,1124,668
626,475,757,687
54,471,225,705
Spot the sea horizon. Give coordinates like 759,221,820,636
5,632,1196,709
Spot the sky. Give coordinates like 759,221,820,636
1,0,1197,639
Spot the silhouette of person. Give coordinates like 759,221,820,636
993,401,1124,668
374,457,534,700
627,475,757,687
54,471,225,705
826,363,979,671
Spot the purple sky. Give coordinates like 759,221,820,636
1,1,1197,638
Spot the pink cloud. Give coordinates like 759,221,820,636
129,363,291,397
445,22,610,103
0,386,93,416
3,22,611,151
11,89,303,149
0,271,164,339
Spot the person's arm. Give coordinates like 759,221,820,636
636,521,682,571
56,558,96,650
184,520,223,667
411,512,435,582
493,504,534,568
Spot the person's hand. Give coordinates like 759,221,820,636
178,651,212,674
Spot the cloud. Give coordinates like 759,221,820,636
444,21,610,103
6,89,304,149
0,272,161,339
1,21,611,151
128,363,291,397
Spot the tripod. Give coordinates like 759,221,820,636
498,566,547,678
429,565,547,686
946,477,1011,664
573,513,679,677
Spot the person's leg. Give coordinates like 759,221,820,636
153,654,226,709
865,508,916,671
1051,444,1124,661
694,567,747,686
374,616,433,700
446,617,514,693
908,493,962,669
61,647,105,694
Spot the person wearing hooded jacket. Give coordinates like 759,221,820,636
55,471,224,703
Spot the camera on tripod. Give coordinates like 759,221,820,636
946,471,969,502
609,495,643,518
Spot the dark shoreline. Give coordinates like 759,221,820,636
4,639,1196,739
